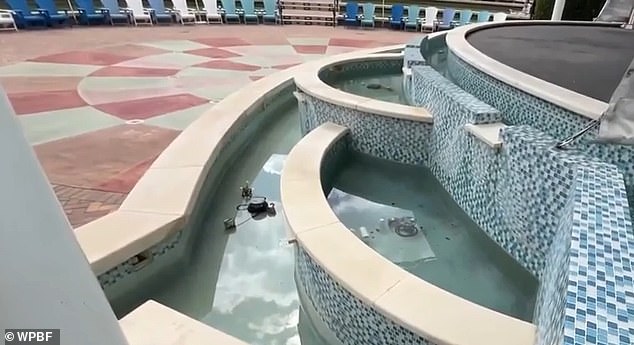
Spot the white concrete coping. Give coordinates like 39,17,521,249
294,53,433,123
465,122,507,148
281,122,537,345
120,300,248,345
74,44,405,277
446,20,608,121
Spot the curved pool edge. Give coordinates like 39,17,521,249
74,44,405,277
294,54,433,123
281,122,537,345
446,20,609,121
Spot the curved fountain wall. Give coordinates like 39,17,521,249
443,22,634,224
295,46,634,345
282,123,535,345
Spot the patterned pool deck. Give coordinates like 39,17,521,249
1,26,418,227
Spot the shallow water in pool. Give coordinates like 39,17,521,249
328,152,538,322
109,97,330,345
331,73,407,105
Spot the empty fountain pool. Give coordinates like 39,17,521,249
327,152,538,322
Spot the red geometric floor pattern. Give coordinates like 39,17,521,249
1,29,415,228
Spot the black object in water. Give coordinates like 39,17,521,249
247,197,269,213
388,217,420,237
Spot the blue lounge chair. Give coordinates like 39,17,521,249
221,0,240,23
74,0,109,25
6,0,49,28
147,0,174,24
403,5,419,31
477,10,489,22
456,9,472,26
343,1,358,27
436,7,455,30
359,2,374,28
388,3,403,30
262,0,277,24
99,0,132,24
241,0,258,23
34,0,72,26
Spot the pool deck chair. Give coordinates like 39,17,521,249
220,0,240,23
170,0,196,24
403,5,420,31
455,9,471,26
124,0,153,25
74,0,109,25
359,2,375,28
201,0,223,23
476,10,490,22
6,0,49,28
241,0,258,23
99,0,132,25
343,1,358,27
419,6,437,32
262,0,279,24
262,0,277,24
436,7,454,31
0,9,18,30
34,0,72,26
388,3,403,30
492,12,507,22
148,0,175,24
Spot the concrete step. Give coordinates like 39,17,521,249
281,18,335,25
282,9,333,16
281,4,334,11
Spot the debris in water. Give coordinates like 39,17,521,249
445,236,450,240
366,83,382,89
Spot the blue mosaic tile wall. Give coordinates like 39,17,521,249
97,229,183,288
563,164,634,345
319,58,402,85
446,51,634,222
297,90,432,165
411,65,501,125
295,246,435,345
534,195,571,345
534,161,634,345
495,126,596,277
